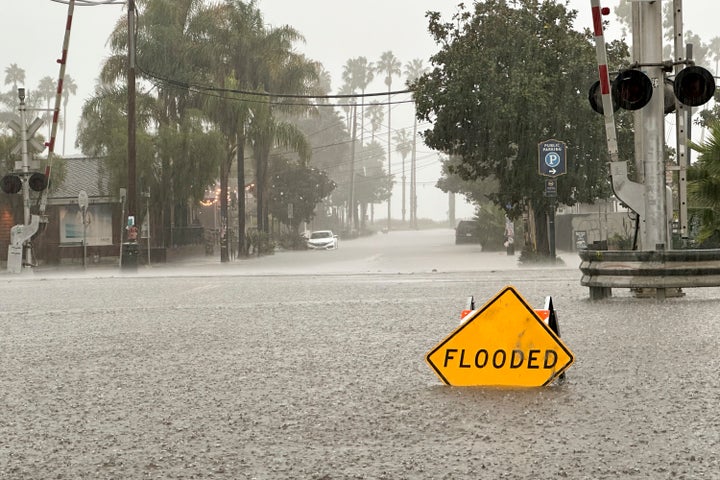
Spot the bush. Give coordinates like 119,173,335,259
474,203,507,251
278,231,307,250
247,229,275,255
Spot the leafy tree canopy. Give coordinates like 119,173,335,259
269,157,336,231
413,0,631,224
688,120,720,243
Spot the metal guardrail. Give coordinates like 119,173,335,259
579,247,720,299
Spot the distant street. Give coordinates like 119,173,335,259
1,229,718,479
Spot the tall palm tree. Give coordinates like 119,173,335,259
4,63,25,91
709,36,720,77
337,82,356,132
247,23,317,235
37,76,56,139
365,101,384,142
197,0,264,259
2,63,25,110
342,57,374,231
62,74,77,156
394,128,412,223
376,51,401,230
404,58,428,228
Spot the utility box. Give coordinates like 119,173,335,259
121,242,139,271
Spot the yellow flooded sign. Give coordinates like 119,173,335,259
426,286,574,387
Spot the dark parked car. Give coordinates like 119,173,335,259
455,220,481,245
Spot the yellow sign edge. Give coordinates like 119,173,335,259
425,285,575,387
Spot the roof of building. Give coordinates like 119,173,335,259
48,156,115,205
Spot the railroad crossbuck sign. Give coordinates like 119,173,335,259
426,286,574,387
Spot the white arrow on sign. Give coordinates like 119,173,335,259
549,168,557,174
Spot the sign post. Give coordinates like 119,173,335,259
426,286,574,387
538,139,567,260
78,190,89,268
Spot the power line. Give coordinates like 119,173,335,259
138,66,416,108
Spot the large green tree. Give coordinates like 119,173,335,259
413,0,621,255
195,0,264,260
84,0,224,245
269,157,335,233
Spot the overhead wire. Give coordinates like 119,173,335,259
137,65,417,108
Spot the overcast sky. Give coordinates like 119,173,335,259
2,0,719,221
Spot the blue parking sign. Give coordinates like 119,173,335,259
538,139,567,178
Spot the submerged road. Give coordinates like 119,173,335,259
1,229,718,478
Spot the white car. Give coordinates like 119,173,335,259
307,230,338,250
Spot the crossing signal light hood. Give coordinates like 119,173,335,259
1,175,22,194
674,66,716,107
28,172,48,192
590,66,715,114
612,69,653,111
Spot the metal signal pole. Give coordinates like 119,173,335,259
637,0,669,251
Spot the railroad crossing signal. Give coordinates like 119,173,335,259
8,116,45,156
589,66,716,113
426,286,574,387
2,115,47,195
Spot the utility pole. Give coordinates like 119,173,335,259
410,119,418,229
127,0,137,223
349,105,357,232
386,112,392,233
637,0,669,251
120,0,139,270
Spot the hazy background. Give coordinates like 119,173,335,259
2,0,719,222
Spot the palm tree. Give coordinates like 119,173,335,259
365,101,384,142
337,82,356,132
2,63,26,110
376,51,401,230
247,23,317,236
404,58,428,228
99,0,221,249
197,0,264,259
709,36,720,77
37,76,56,139
4,63,25,91
394,129,412,223
62,74,78,156
342,57,374,231
688,121,720,243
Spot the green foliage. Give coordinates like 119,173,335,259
608,232,632,250
277,231,308,250
247,228,275,255
354,141,391,205
688,121,720,243
473,202,507,251
269,157,336,231
415,0,632,255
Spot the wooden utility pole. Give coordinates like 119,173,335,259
127,0,137,223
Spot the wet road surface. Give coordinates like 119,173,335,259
1,229,718,479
